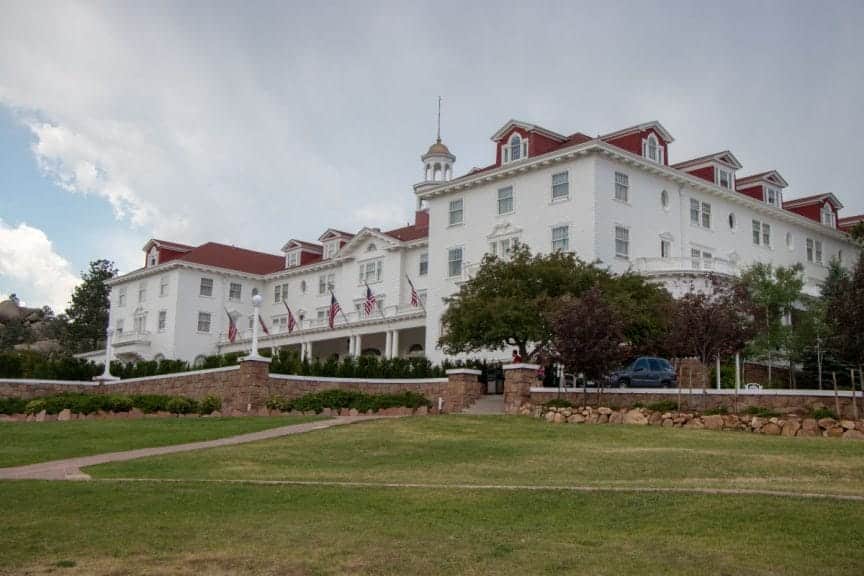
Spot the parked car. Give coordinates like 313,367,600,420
611,357,677,388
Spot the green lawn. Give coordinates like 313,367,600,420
0,416,321,468
4,416,864,575
2,481,863,575
90,415,864,497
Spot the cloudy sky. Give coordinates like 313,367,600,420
1,0,863,311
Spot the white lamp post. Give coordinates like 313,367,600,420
94,327,119,383
245,293,267,361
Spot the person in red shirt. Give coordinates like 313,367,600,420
511,350,523,363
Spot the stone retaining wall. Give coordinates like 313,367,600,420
0,362,484,415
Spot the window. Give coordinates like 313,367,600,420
148,250,157,267
448,199,463,226
116,319,124,334
660,189,669,209
552,172,569,201
316,309,327,322
117,287,126,307
785,232,794,250
133,313,144,333
728,213,737,230
821,204,836,228
359,260,383,284
366,243,377,252
815,240,823,264
642,134,663,163
806,238,823,264
318,273,335,295
690,248,713,270
199,277,213,297
766,187,780,207
489,237,518,258
229,282,242,301
159,276,168,297
274,284,282,303
419,253,428,276
614,226,629,258
300,280,307,294
197,312,211,333
614,172,629,202
448,247,463,277
717,168,732,189
551,225,569,252
690,200,711,228
497,186,514,215
324,241,339,259
286,251,299,267
158,310,167,332
138,283,147,303
509,134,522,161
660,239,671,259
752,220,771,247
806,238,814,262
273,316,288,332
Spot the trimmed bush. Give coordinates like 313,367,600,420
198,395,222,414
646,400,678,413
811,407,837,420
744,405,782,418
544,398,574,408
0,396,28,415
267,389,432,414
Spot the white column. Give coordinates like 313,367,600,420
716,355,722,390
94,327,119,382
391,330,400,359
355,333,362,356
385,331,392,359
348,335,354,356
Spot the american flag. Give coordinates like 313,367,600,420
283,301,296,333
225,308,238,343
406,275,422,309
328,291,342,329
258,314,270,336
363,283,378,316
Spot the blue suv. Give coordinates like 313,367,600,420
612,357,677,388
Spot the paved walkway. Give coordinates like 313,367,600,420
0,416,378,481
462,394,505,415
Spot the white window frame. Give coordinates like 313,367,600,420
642,134,664,164
717,167,733,189
821,204,836,228
660,238,671,259
551,225,570,252
614,172,629,203
199,277,213,297
551,171,569,201
690,247,714,270
286,251,299,267
116,319,124,334
358,259,383,285
159,276,168,297
158,310,167,332
660,189,669,210
806,238,815,262
448,246,463,278
690,199,711,229
137,283,147,303
228,282,242,301
815,239,823,264
752,220,771,247
133,312,147,334
274,284,282,303
766,187,781,207
419,252,428,276
197,311,211,333
497,186,514,215
448,198,464,226
614,225,630,259
318,273,335,295
117,287,127,308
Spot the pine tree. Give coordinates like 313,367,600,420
64,260,117,353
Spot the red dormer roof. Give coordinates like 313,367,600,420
736,170,789,188
783,193,843,211
839,215,864,232
177,243,285,275
672,150,742,171
318,228,355,242
384,209,429,242
143,239,195,253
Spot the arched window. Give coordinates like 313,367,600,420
510,134,522,161
433,163,442,181
366,243,377,252
660,190,669,209
153,353,165,362
728,213,737,230
425,163,430,180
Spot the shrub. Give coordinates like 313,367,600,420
25,398,47,414
544,398,574,408
744,405,782,418
165,397,197,414
703,406,728,416
267,390,432,414
0,396,28,415
646,400,677,412
811,407,837,420
198,395,222,414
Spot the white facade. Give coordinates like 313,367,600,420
93,118,860,366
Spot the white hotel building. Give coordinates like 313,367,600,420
93,119,861,365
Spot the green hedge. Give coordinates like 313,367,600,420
266,389,432,414
4,393,222,416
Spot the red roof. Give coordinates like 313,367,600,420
385,223,428,242
177,242,285,275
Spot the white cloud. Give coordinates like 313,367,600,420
0,220,81,312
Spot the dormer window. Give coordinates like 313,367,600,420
766,187,781,207
324,241,339,259
821,204,836,228
717,168,733,189
642,134,664,164
147,247,158,267
502,133,528,164
286,251,299,267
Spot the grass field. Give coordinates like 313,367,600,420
90,415,864,497
2,415,864,575
0,416,321,468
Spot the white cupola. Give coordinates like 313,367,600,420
414,97,456,197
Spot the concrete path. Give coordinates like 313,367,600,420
462,395,505,415
0,416,378,481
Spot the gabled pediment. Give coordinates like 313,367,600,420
336,228,401,259
487,221,523,240
490,119,566,143
281,239,322,254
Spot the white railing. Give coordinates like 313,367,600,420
633,257,738,276
220,303,425,344
112,330,151,346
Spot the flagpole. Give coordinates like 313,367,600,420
406,274,426,313
331,290,351,326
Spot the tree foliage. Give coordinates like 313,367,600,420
824,253,864,367
64,259,117,353
547,286,628,381
437,245,672,360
